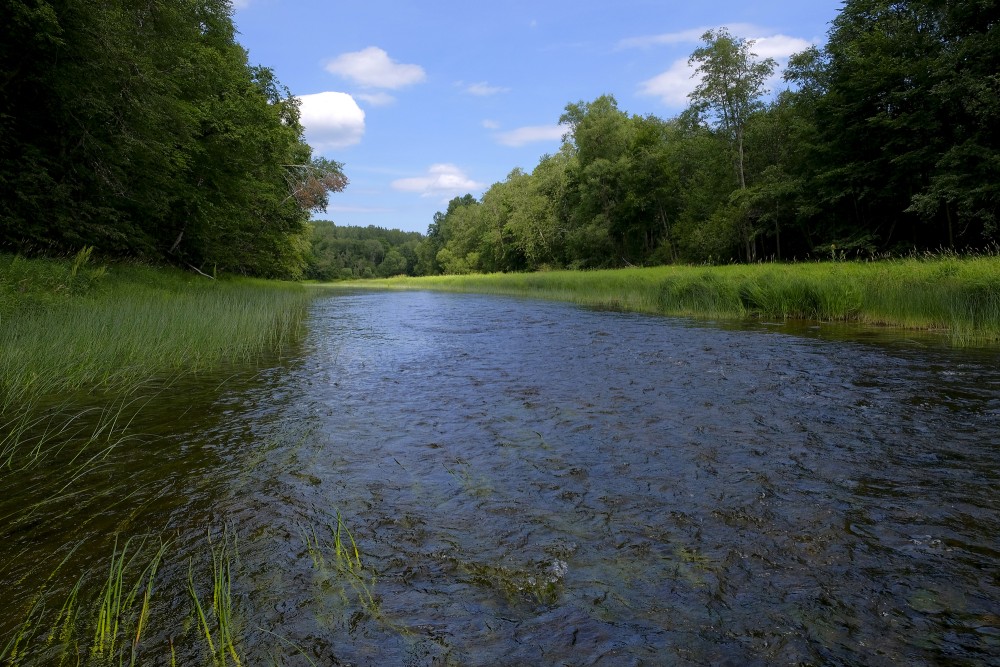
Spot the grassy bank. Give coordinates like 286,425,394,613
1,251,310,413
330,256,1000,345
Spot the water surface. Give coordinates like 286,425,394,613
3,291,999,665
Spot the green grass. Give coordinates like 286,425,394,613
0,252,311,472
188,528,243,667
325,255,1000,345
1,251,310,413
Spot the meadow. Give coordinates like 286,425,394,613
335,255,1000,345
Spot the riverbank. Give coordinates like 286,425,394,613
1,251,309,413
1,253,313,664
329,256,1000,345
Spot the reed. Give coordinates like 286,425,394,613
188,527,243,667
0,257,309,414
299,514,379,618
328,255,1000,344
0,252,310,474
90,535,169,666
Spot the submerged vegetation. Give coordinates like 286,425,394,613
337,254,1000,345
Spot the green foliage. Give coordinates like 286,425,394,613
343,255,1000,345
0,0,343,278
305,222,423,280
688,28,777,195
411,4,998,272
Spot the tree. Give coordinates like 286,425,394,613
688,28,777,192
0,0,343,278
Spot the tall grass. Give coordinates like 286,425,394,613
1,252,309,413
188,528,243,667
0,252,310,473
329,255,1000,344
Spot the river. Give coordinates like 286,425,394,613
3,290,999,665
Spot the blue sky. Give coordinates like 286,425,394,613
232,0,843,234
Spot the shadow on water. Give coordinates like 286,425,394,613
3,290,1000,665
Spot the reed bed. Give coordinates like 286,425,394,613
329,255,1000,344
1,252,310,413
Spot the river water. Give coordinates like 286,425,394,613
3,290,999,665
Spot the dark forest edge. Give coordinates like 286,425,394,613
1,0,344,278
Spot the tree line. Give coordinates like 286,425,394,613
305,222,423,280
1,0,343,278
413,0,999,275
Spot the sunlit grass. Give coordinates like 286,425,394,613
0,252,309,414
326,254,1000,344
0,252,310,476
188,528,243,667
91,536,170,666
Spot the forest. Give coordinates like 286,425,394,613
0,0,344,278
414,1,999,274
305,221,423,280
1,1,997,279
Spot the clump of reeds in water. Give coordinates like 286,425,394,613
0,251,310,474
299,512,380,618
2,529,244,667
188,528,243,667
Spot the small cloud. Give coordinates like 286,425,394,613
464,81,510,96
482,119,500,130
529,19,538,29
325,47,426,89
618,23,761,49
495,124,569,147
298,92,366,151
750,34,813,59
356,91,396,106
231,0,250,8
391,164,484,197
635,27,816,108
637,58,698,108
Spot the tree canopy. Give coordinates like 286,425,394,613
0,0,345,278
410,0,999,274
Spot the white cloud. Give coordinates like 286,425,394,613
750,34,813,60
465,81,510,96
391,164,484,197
634,26,817,108
618,23,762,49
298,92,365,151
231,0,250,8
324,205,394,214
325,47,426,89
482,119,500,130
356,91,396,106
638,58,699,108
495,124,569,147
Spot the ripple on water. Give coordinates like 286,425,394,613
2,290,999,665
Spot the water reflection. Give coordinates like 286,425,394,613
3,290,999,665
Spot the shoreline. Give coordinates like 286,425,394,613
318,257,1000,346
